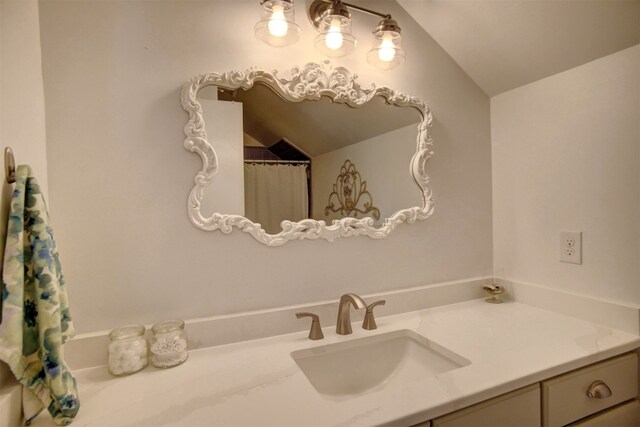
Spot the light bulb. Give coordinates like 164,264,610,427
268,5,288,37
325,18,344,50
378,35,396,62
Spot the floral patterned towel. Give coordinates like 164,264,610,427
0,165,79,425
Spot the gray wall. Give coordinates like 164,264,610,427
492,45,640,304
38,0,492,333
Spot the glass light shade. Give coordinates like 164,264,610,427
313,15,356,58
254,0,301,47
367,30,406,70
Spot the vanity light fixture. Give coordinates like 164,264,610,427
310,0,356,57
254,0,301,47
308,0,406,69
366,17,406,70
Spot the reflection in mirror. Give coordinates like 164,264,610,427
182,63,434,246
204,83,422,234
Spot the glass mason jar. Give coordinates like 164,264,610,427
149,320,188,368
108,324,148,376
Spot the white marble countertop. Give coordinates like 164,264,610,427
31,299,640,426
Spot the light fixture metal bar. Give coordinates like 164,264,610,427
309,0,391,30
340,1,390,20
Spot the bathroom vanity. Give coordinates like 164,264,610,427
424,352,638,426
20,296,639,427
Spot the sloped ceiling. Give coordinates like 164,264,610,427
215,84,421,157
398,0,640,96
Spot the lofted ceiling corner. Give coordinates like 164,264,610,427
398,0,640,97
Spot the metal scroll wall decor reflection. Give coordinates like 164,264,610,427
325,160,380,220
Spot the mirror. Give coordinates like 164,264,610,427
182,62,434,246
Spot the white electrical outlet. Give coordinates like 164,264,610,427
560,231,582,264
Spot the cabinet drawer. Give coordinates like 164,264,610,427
542,352,638,427
432,384,540,427
569,399,640,426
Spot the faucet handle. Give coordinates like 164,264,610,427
295,312,324,340
362,300,386,330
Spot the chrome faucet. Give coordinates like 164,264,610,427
336,293,366,335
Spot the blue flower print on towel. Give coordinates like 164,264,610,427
24,300,38,327
44,355,60,378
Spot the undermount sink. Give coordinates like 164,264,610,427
291,329,470,398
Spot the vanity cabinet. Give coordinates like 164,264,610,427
568,399,639,426
431,384,540,427
419,352,639,427
542,352,638,426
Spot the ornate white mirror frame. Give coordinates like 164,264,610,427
181,62,434,246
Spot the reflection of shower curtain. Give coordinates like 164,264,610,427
244,164,309,234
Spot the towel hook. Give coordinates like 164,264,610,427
5,147,15,184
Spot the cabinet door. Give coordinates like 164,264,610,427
569,399,640,427
432,384,540,427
